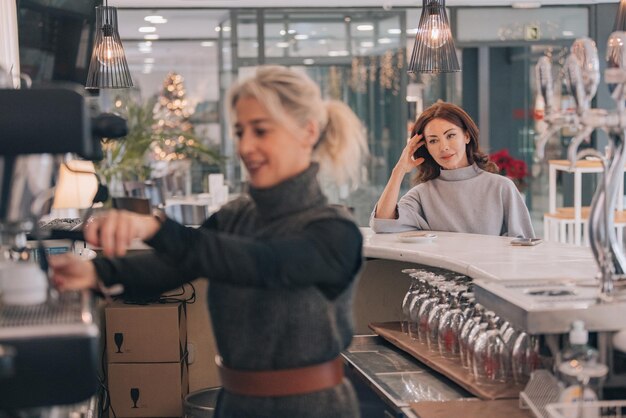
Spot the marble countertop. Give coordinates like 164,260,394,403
360,228,598,283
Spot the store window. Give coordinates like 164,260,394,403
110,6,469,225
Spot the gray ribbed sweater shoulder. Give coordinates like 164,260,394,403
370,163,535,238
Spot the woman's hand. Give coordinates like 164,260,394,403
84,209,161,257
395,133,426,174
374,133,427,220
49,253,98,291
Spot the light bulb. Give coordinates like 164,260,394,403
95,25,124,66
423,14,447,49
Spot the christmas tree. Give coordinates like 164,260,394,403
97,73,220,190
150,72,215,162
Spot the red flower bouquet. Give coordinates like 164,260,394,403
489,149,528,192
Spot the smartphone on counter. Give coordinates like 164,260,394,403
510,238,543,246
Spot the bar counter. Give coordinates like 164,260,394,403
348,228,616,417
360,227,597,283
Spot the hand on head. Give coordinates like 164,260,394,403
83,209,161,258
397,133,426,173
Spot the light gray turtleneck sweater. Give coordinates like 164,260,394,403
370,163,535,238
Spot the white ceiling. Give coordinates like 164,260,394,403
112,0,616,107
111,0,615,8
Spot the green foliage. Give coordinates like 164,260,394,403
97,96,222,185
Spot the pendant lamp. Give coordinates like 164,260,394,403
85,1,133,89
615,0,626,31
408,0,461,74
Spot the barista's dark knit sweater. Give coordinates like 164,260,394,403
93,163,363,418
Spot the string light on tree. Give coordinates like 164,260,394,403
151,72,195,161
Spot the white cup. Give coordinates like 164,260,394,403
208,173,224,195
0,262,48,305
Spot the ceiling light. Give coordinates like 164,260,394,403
378,38,392,44
279,29,286,35
294,34,309,40
144,34,159,40
361,41,374,48
276,42,290,48
138,26,157,33
303,59,315,65
328,50,349,57
201,41,215,47
138,43,152,49
223,26,231,32
144,58,155,63
86,0,133,89
408,0,461,74
512,2,541,8
357,24,374,31
288,29,296,34
144,15,167,24
388,28,402,34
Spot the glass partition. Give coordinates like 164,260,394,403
114,5,597,230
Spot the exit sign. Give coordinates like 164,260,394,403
525,24,540,41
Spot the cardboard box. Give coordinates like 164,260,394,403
108,361,189,417
105,301,187,363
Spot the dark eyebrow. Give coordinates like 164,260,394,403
444,128,458,135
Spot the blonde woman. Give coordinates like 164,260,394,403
50,66,368,418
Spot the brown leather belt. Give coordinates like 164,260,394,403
216,355,344,397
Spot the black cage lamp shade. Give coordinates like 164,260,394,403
408,0,461,74
85,4,133,89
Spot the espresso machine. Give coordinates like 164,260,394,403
0,83,127,413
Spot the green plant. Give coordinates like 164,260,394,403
97,97,222,185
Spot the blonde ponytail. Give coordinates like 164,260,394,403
314,100,368,188
229,65,369,188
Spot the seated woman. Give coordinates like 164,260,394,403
370,101,534,238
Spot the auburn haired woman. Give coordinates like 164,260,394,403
371,101,534,238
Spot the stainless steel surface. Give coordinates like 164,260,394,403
184,387,220,418
0,155,59,242
343,335,472,412
474,278,626,334
0,396,100,418
0,290,100,409
0,290,97,338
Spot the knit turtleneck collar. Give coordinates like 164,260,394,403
437,163,482,181
248,163,327,221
